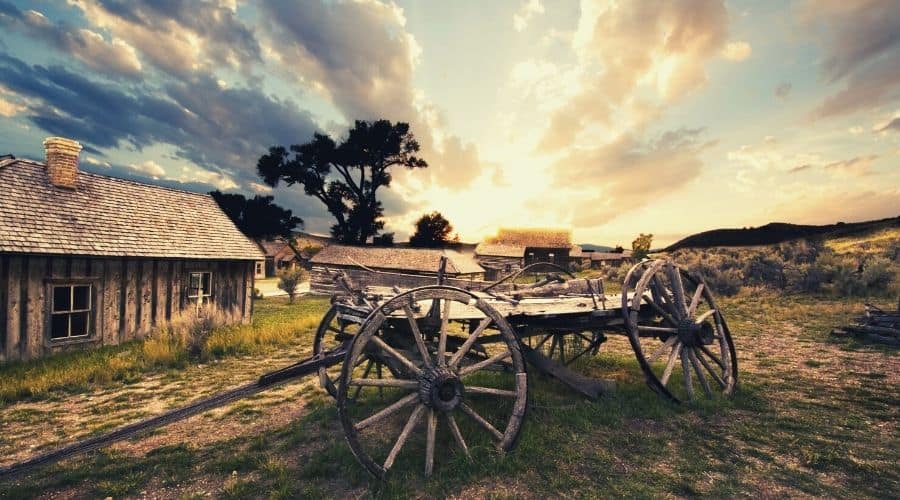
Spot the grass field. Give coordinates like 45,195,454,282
0,290,897,498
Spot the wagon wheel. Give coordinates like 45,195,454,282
313,304,397,398
622,259,738,403
337,286,528,478
526,330,605,367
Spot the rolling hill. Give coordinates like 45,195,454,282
665,215,900,251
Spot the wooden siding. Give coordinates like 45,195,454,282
0,255,255,362
475,255,523,281
310,265,485,295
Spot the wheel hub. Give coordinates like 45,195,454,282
677,318,715,347
418,366,464,412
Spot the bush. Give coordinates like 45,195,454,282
278,267,308,303
862,257,893,291
743,254,786,289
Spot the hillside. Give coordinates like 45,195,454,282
665,216,900,251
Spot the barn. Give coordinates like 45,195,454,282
0,137,264,362
309,245,484,294
475,228,576,280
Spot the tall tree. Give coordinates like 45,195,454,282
632,233,653,261
409,211,455,248
209,190,303,240
257,120,428,245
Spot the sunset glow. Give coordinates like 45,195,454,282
1,1,898,246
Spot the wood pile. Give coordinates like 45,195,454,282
831,300,900,346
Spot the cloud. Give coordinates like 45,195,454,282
774,82,792,100
68,0,261,77
537,0,729,152
823,154,878,177
0,95,24,116
789,163,813,173
551,128,714,226
873,110,900,132
0,3,142,77
513,0,545,32
127,159,165,177
803,0,900,118
720,41,751,61
0,53,319,188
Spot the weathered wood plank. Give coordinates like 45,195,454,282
0,255,7,363
71,258,86,278
122,259,138,341
243,261,253,324
25,256,46,360
154,260,168,326
103,259,122,345
138,260,153,336
5,256,23,361
171,260,183,317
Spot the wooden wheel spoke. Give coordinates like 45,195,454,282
402,304,433,368
465,386,518,398
642,294,679,326
698,344,726,371
351,359,375,401
694,349,727,389
459,350,512,377
354,393,419,431
647,336,678,363
437,298,453,367
383,404,426,471
447,413,469,457
650,275,682,320
449,317,492,368
660,341,682,386
371,336,422,376
687,348,712,398
425,409,436,476
665,262,688,317
687,283,705,317
694,309,717,324
349,378,418,389
680,347,694,400
638,325,679,334
459,403,504,441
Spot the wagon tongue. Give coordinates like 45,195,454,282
0,344,351,479
522,345,615,399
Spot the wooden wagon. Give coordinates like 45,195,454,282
0,259,737,480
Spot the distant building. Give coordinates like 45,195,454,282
0,137,264,362
255,239,310,278
309,245,484,294
586,251,634,269
474,228,576,280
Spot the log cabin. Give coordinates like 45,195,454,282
0,137,264,363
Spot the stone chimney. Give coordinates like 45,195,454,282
43,137,82,189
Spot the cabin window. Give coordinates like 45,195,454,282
50,284,92,340
187,272,212,304
255,262,263,275
504,264,512,273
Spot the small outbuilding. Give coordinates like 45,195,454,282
309,245,484,294
0,137,264,362
256,239,309,278
475,228,576,280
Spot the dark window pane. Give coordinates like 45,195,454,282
190,273,201,289
201,273,211,294
70,312,89,337
51,314,69,338
73,285,90,310
53,286,71,312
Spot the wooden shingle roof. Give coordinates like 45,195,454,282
0,159,264,260
493,228,572,248
474,242,525,257
310,245,484,275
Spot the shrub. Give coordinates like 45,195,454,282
278,267,308,303
861,257,893,291
833,264,867,297
743,254,786,289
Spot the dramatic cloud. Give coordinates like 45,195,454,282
823,155,878,177
873,110,900,132
538,0,729,151
69,0,261,77
721,41,752,61
804,0,900,118
0,2,141,77
127,159,165,178
551,128,714,226
513,0,545,32
0,54,318,186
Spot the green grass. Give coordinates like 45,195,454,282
1,292,898,498
0,297,330,405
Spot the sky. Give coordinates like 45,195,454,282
0,0,898,247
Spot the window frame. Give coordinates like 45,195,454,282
44,278,99,346
186,271,213,305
